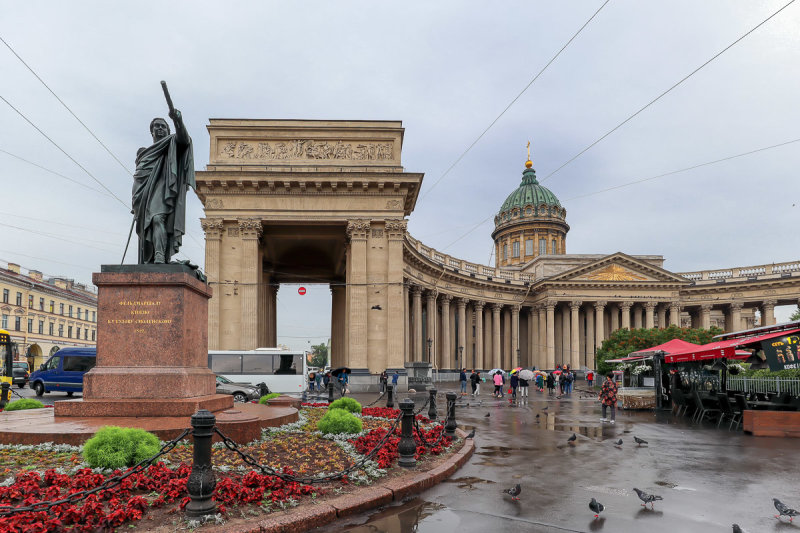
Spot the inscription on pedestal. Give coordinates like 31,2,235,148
110,300,171,334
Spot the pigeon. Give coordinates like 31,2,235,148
633,488,663,508
535,413,540,418
773,498,799,522
614,439,623,447
484,412,490,418
589,498,605,518
567,433,577,444
503,484,521,501
732,525,744,533
465,429,475,439
634,436,648,446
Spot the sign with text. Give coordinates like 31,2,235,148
760,333,800,371
298,287,306,295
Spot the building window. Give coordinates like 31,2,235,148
2,289,7,303
49,323,54,336
69,305,73,318
67,326,72,338
539,238,547,255
512,241,520,258
525,239,533,256
502,244,508,260
50,300,54,313
59,303,64,315
92,311,96,322
28,295,33,308
58,325,63,337
15,317,21,331
16,292,22,306
39,297,44,311
1,315,7,329
91,330,96,341
77,307,81,320
38,321,44,334
84,329,88,340
27,319,33,333
552,239,557,254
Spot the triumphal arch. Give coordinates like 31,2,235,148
196,119,800,377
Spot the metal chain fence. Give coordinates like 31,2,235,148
0,427,191,517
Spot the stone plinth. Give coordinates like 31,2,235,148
404,361,432,391
55,264,232,417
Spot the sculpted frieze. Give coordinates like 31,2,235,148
219,139,394,162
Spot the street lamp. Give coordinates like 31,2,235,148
427,338,432,363
458,345,463,370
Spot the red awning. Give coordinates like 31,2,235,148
665,329,800,363
630,338,701,356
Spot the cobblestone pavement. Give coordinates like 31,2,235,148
313,383,798,533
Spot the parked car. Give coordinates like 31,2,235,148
12,361,29,388
29,347,96,397
215,374,260,403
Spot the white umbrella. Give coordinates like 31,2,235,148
519,369,535,381
489,368,505,376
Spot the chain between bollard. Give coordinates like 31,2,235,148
363,390,386,407
0,427,192,517
412,406,450,449
214,411,403,485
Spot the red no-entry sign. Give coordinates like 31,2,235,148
298,287,306,295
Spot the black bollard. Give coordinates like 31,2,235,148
386,384,394,408
0,382,10,409
398,398,416,468
444,392,457,437
185,409,217,518
427,388,437,421
328,381,335,403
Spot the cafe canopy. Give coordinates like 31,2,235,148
606,338,701,364
664,328,800,363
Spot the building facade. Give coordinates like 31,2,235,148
0,262,97,369
196,119,800,375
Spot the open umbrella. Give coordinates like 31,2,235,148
519,369,535,381
330,367,351,377
511,367,522,374
489,368,505,376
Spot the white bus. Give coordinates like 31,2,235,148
208,348,307,394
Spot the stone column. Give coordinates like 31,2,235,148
239,219,263,350
762,299,777,326
503,307,512,368
426,290,437,364
569,301,581,370
633,304,643,329
403,282,410,363
440,294,452,369
456,298,467,369
656,304,667,329
346,220,369,369
537,306,546,369
610,304,620,332
585,304,595,368
545,302,556,369
700,304,712,330
492,303,502,369
561,304,570,367
620,302,632,330
527,307,536,368
411,285,423,362
728,301,743,332
645,302,656,329
669,302,681,327
386,220,407,368
474,301,485,369
511,306,520,368
594,302,606,361
200,218,223,350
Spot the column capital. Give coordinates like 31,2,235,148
473,300,486,311
570,300,582,310
644,301,658,310
410,284,424,296
511,305,520,316
700,303,713,312
619,301,633,311
528,306,536,316
346,219,370,240
594,300,607,310
729,301,744,311
544,300,556,311
670,301,682,310
200,218,224,239
455,297,468,309
440,293,453,304
426,289,438,300
384,218,408,240
762,299,777,308
238,218,263,239
491,302,503,312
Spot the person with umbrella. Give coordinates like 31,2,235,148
518,369,534,399
509,370,519,400
492,370,504,398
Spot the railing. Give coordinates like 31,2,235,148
727,376,800,396
678,260,800,283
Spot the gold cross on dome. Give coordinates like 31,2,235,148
527,141,531,160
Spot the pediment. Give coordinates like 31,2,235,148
548,253,689,284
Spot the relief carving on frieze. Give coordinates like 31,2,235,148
219,139,393,162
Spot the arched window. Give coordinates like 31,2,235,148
512,241,520,258
502,244,508,260
525,239,533,256
552,240,557,254
539,238,546,255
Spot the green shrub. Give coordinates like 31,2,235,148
317,408,362,435
742,368,800,378
3,398,45,411
82,426,160,469
328,397,362,414
259,392,281,404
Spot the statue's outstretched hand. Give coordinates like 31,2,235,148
169,108,181,122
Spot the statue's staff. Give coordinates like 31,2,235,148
120,80,174,264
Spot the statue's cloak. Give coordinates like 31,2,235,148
133,133,195,263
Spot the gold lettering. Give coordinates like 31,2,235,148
131,310,150,315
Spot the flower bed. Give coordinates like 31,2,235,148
0,406,458,531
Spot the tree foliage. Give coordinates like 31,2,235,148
596,325,723,375
310,343,328,368
790,306,800,322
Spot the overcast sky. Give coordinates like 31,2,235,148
2,1,798,350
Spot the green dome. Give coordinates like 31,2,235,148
499,167,561,214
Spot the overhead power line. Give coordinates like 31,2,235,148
420,0,611,200
0,148,107,195
541,0,798,182
0,35,134,176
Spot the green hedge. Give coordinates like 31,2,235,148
259,393,281,404
317,408,362,435
82,426,161,469
328,397,362,414
741,368,800,379
3,398,45,411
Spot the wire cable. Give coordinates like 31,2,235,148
0,35,134,176
0,95,129,209
541,0,798,182
0,148,108,195
420,0,611,199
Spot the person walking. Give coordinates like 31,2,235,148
379,370,388,393
510,372,519,400
475,371,482,395
586,370,594,389
546,372,555,394
308,371,316,392
555,371,562,394
459,368,468,396
565,370,574,395
599,373,618,423
469,369,479,396
391,370,399,390
519,375,529,398
493,371,503,398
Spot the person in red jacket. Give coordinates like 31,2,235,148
586,370,594,388
599,373,618,423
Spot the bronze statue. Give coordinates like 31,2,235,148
132,82,195,264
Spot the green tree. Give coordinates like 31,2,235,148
310,343,328,368
595,325,723,375
790,306,800,321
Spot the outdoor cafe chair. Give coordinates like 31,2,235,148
734,394,749,425
692,390,721,424
671,389,689,418
716,393,741,430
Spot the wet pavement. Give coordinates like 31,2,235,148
312,383,799,533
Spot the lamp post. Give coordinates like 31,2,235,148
458,345,463,370
516,348,520,368
427,338,432,363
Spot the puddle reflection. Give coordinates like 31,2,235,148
333,498,456,533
